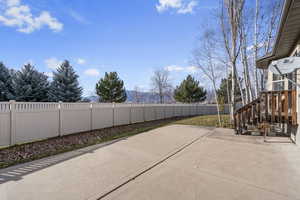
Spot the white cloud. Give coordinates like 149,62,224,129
247,42,265,51
165,65,184,72
164,65,199,73
77,58,86,65
186,66,199,73
68,9,90,24
0,0,63,33
156,0,181,12
44,72,53,78
177,1,197,14
6,0,20,7
156,0,197,14
84,68,100,76
45,57,62,70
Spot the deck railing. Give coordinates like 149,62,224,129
234,90,297,134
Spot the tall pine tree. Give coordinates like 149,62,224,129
96,72,127,103
174,75,206,103
14,64,50,102
48,60,82,102
217,74,242,104
0,62,15,101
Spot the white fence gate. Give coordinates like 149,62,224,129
0,101,229,147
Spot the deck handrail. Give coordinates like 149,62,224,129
234,90,297,134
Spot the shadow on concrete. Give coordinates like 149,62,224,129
208,128,295,145
0,137,128,184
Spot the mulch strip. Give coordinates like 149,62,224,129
0,117,182,169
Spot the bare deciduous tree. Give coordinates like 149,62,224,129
132,86,143,103
218,0,245,122
236,0,282,101
239,8,254,104
193,29,223,126
258,0,283,91
151,69,173,104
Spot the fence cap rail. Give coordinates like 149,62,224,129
0,102,10,112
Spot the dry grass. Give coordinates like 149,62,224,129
174,115,232,128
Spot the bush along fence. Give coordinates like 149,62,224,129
0,101,229,147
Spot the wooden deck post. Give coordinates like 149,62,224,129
265,93,268,122
284,91,289,123
292,90,297,125
271,92,276,123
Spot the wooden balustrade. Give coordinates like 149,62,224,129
234,90,297,134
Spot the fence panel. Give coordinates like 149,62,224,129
183,105,190,116
61,103,91,135
92,103,113,129
206,105,218,115
0,102,228,147
13,102,59,144
191,104,198,116
165,105,174,118
155,105,165,120
174,105,182,117
223,105,230,114
144,105,156,121
0,103,10,147
197,105,207,115
131,104,144,123
114,104,130,126
196,105,202,115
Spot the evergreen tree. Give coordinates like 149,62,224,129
14,64,50,102
48,60,82,102
217,74,242,104
96,72,127,103
174,75,206,103
0,62,15,101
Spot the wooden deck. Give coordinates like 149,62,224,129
234,90,297,136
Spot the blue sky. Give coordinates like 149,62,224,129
0,0,219,96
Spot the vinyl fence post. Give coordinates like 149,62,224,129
58,101,62,136
142,103,145,122
154,104,157,120
181,104,183,117
129,103,132,124
112,102,115,127
173,105,175,118
90,103,93,131
9,100,16,146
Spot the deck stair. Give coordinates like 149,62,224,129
234,90,297,140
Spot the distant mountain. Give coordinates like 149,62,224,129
84,90,216,104
84,95,99,102
85,90,175,103
126,90,175,103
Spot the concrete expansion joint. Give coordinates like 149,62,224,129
88,130,213,200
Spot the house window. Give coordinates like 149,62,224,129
287,72,296,90
272,71,296,91
272,50,299,91
272,74,284,90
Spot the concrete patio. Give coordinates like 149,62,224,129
0,125,300,200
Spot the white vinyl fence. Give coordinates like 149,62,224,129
0,101,229,147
